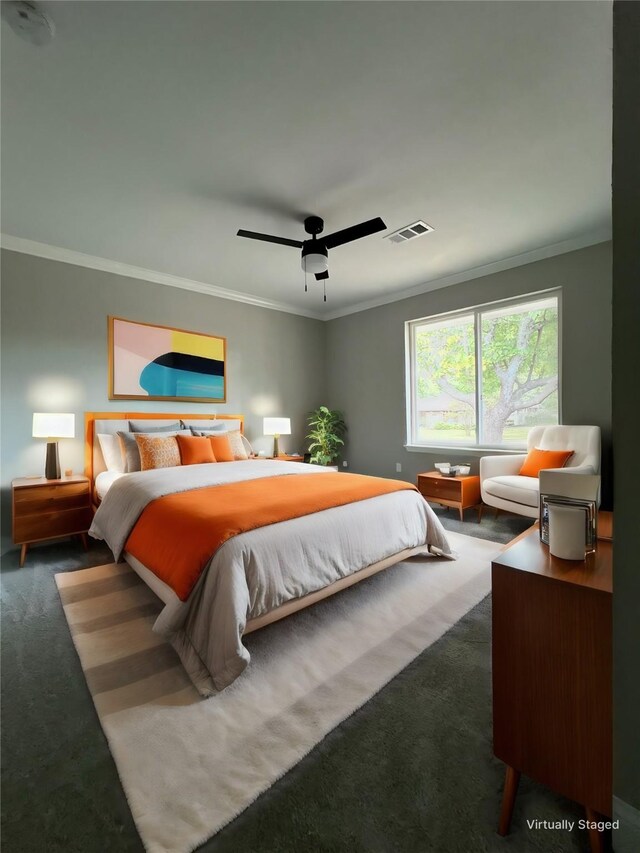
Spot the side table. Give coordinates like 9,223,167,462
417,472,482,521
12,475,92,567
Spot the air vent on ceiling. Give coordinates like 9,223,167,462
386,220,434,244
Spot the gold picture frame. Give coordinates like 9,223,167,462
108,316,227,403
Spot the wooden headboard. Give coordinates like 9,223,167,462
84,411,245,486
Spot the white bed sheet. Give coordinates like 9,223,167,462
95,470,125,500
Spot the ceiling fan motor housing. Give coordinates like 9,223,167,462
1,1,55,45
304,215,324,236
301,240,328,274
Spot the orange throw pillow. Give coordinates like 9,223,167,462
519,448,573,478
176,434,216,465
208,434,235,462
134,434,181,470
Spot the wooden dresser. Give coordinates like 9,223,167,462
12,475,93,567
492,518,612,852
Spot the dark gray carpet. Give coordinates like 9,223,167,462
430,504,533,545
1,515,589,853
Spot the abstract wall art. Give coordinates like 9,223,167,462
108,317,226,402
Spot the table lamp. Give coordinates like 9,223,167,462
32,413,75,479
263,417,291,458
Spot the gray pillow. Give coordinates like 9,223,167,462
190,425,228,436
117,430,181,472
129,421,182,433
181,419,225,430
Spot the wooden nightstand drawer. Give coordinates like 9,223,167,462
15,486,90,514
419,477,460,500
14,506,93,544
14,481,89,507
12,475,92,566
417,472,482,521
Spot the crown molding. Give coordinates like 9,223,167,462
322,228,612,321
1,228,611,324
0,234,324,320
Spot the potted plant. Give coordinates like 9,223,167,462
306,406,347,466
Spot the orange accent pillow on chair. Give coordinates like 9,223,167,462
208,434,235,462
176,434,216,465
519,448,573,478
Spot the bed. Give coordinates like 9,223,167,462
85,412,452,695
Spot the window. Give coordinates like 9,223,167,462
406,292,560,449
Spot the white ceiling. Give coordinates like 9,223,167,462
1,1,612,318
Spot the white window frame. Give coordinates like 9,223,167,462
405,288,562,453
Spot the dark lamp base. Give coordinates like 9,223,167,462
45,441,61,480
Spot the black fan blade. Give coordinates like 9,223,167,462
315,271,329,281
237,229,302,249
323,217,386,250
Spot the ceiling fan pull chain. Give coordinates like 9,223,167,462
323,280,327,302
304,270,307,293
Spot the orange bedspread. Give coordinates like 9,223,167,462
125,472,418,601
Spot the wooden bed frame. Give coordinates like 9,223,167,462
84,410,439,638
243,545,431,634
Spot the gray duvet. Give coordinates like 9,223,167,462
90,461,452,694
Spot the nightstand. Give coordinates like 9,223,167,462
417,472,482,521
12,475,93,567
253,455,305,462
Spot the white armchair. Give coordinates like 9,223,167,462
480,425,601,519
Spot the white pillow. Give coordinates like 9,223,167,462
97,433,125,473
226,429,249,460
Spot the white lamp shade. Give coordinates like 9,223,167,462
263,417,291,436
32,412,75,439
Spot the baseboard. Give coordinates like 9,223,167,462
613,797,640,852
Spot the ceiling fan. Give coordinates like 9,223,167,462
237,215,386,298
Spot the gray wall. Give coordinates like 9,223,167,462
1,242,613,554
0,249,326,554
612,0,640,846
326,241,612,504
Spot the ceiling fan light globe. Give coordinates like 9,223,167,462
301,253,329,274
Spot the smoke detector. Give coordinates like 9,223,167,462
1,2,55,46
386,220,434,244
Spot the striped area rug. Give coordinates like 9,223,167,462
56,531,501,853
